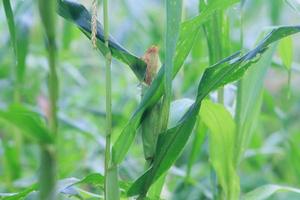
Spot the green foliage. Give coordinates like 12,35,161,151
235,46,276,165
0,106,53,144
112,0,240,168
200,100,239,200
2,0,30,101
0,184,37,200
279,36,293,70
57,0,147,81
161,0,182,131
242,184,300,200
127,25,300,198
1,1,300,200
38,0,58,199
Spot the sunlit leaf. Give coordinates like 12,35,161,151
235,46,276,164
200,100,240,200
242,184,300,200
279,36,293,70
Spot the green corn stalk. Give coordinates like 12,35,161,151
102,0,120,199
38,0,58,199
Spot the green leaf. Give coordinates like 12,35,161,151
279,36,293,70
57,0,147,81
127,105,199,197
61,173,129,198
127,25,300,197
3,0,16,53
278,34,293,97
161,0,182,131
112,0,239,166
73,173,104,187
0,184,37,200
0,174,130,200
200,100,240,200
140,4,183,197
141,102,162,162
235,46,276,165
2,0,30,100
186,119,206,180
15,16,30,86
242,184,300,200
0,106,54,144
73,173,129,194
270,0,283,24
39,0,56,40
195,26,300,102
2,141,21,180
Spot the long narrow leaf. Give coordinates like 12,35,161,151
3,0,16,52
2,0,30,100
200,100,240,200
57,0,147,81
235,46,276,165
242,184,300,200
127,25,300,197
161,0,182,129
0,184,37,200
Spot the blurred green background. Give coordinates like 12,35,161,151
0,0,300,199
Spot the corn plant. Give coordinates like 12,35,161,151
1,0,300,200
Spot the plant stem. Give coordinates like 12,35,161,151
38,0,58,199
103,0,115,199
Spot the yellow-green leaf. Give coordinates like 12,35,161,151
279,36,293,70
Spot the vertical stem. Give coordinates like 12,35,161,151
103,0,114,199
48,39,58,137
38,1,58,199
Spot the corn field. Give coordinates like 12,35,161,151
0,0,300,200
